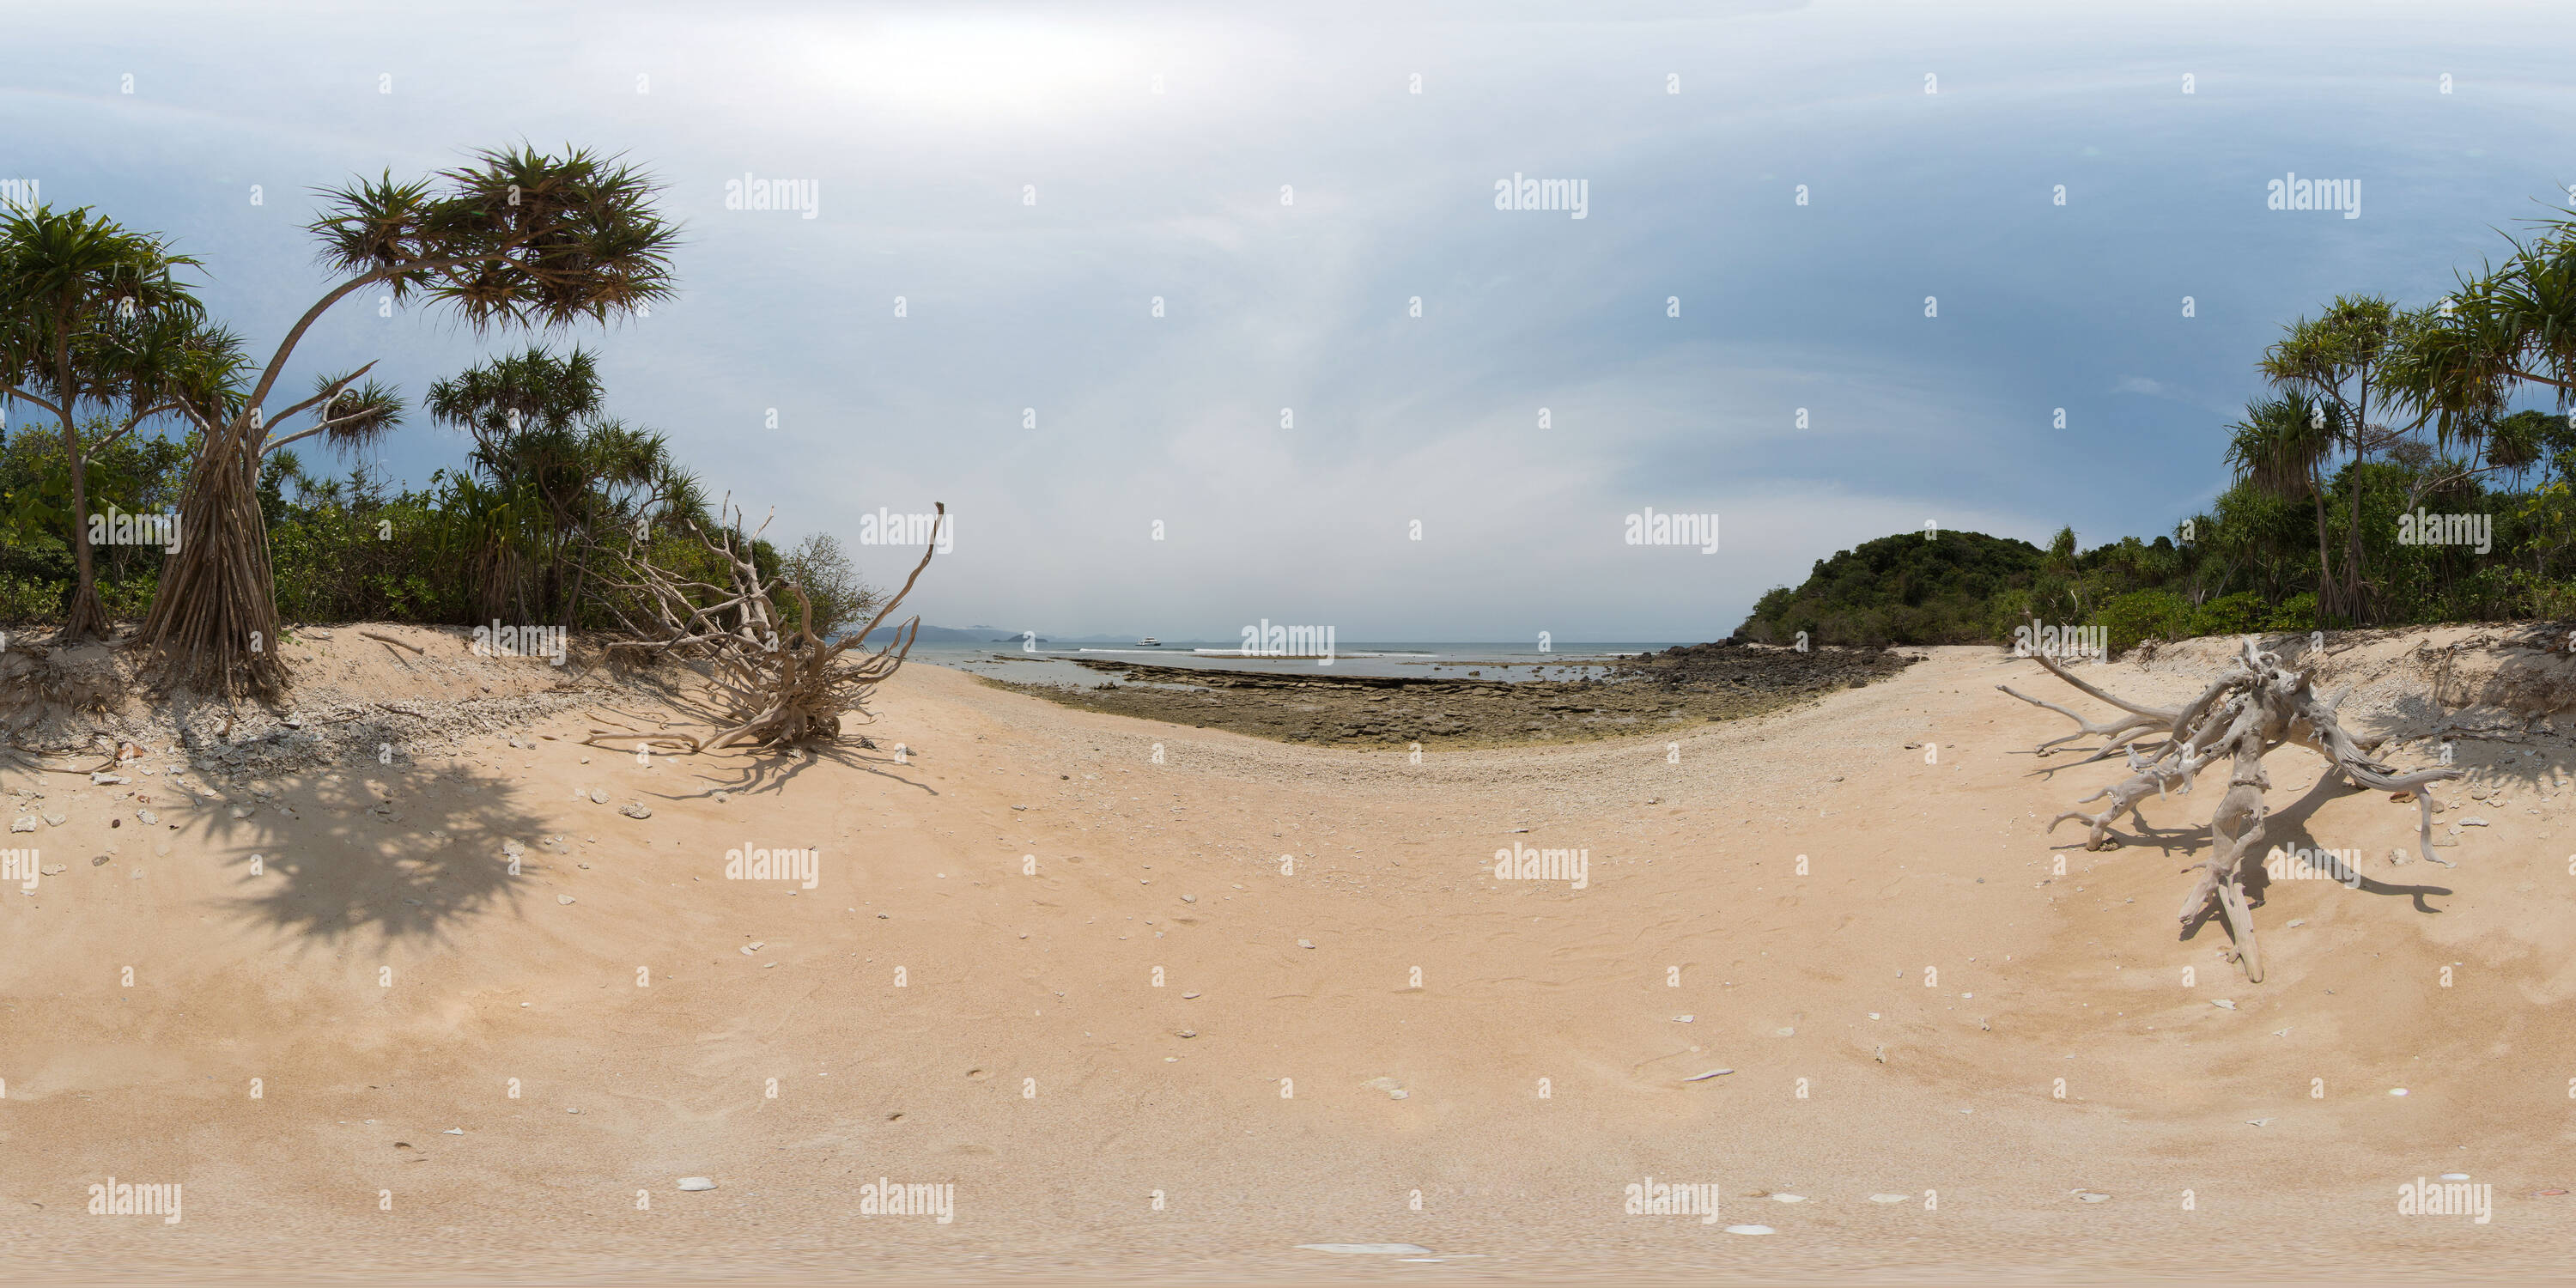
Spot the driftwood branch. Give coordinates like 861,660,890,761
581,500,942,754
2008,635,2463,982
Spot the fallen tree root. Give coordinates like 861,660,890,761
582,499,943,756
2007,635,2462,981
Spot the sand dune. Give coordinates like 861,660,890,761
5,626,2574,1280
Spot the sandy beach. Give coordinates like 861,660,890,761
6,624,2575,1282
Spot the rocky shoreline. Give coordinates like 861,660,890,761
984,644,1918,749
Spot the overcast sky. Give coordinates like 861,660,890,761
10,0,2574,640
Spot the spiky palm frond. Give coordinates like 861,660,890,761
2225,394,2336,500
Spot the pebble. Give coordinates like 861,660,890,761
2213,999,2236,1010
1181,894,1196,903
1674,1014,1695,1023
136,811,159,826
2458,817,2490,827
1868,1194,1911,1204
556,895,575,905
2073,1191,2110,1203
589,789,608,805
9,817,31,833
677,1176,716,1191
1771,1194,1806,1203
1684,1068,1734,1081
2440,1172,2470,1181
43,814,64,827
1182,991,1200,999
620,804,651,819
1297,939,1315,949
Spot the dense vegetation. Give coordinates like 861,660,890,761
2,146,880,690
1737,411,2576,651
1737,210,2576,651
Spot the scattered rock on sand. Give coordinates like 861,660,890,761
9,817,31,833
620,803,651,819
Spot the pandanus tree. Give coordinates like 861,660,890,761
137,144,678,698
2257,296,2439,625
2388,204,2576,513
425,344,700,627
0,204,236,640
2224,391,2341,617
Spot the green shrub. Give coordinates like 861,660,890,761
2262,592,2317,633
2098,589,2192,654
2189,591,2267,638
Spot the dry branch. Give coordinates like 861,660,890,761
2005,636,2462,981
582,500,942,754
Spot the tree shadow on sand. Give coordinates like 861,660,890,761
202,757,553,946
663,736,939,803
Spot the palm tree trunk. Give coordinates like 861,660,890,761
59,412,110,639
2309,465,2338,623
138,414,287,698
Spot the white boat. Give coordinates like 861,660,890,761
1137,637,1162,647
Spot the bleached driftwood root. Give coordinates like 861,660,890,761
582,500,942,755
2004,637,2461,981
